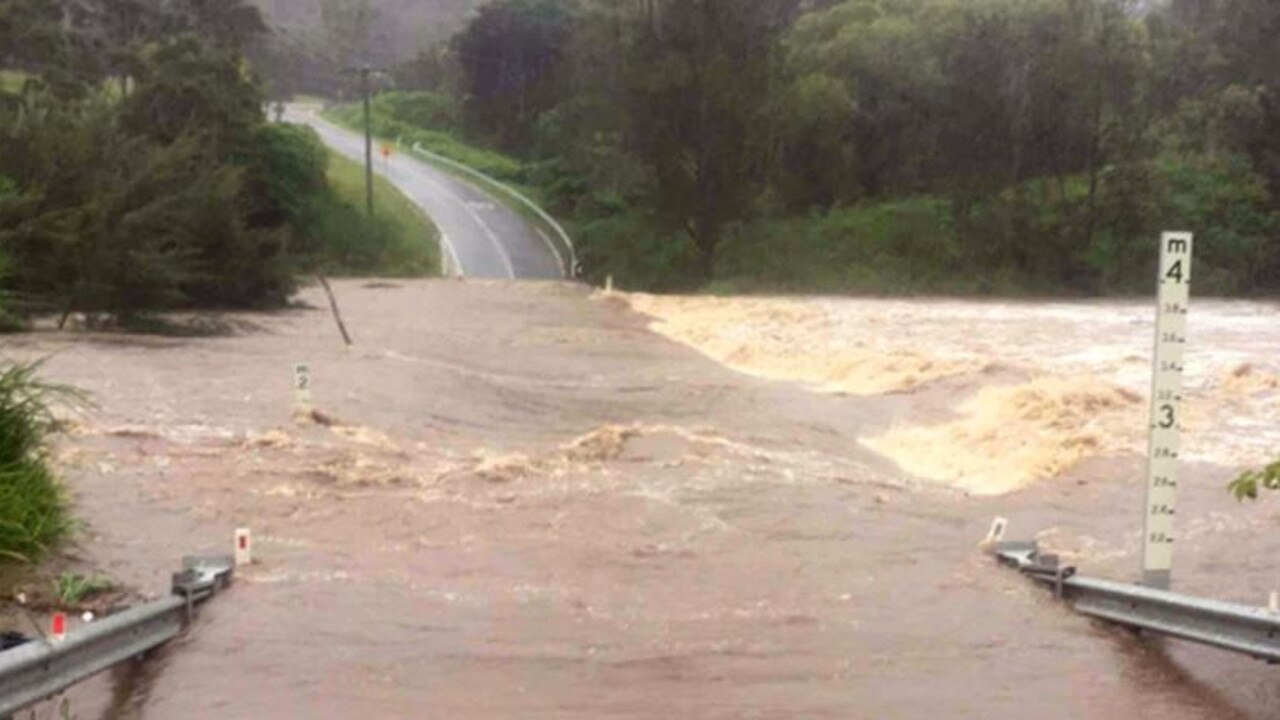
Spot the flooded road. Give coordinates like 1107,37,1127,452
5,281,1280,718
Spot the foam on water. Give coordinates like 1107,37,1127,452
627,293,1280,491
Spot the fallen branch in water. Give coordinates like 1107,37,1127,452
315,274,353,347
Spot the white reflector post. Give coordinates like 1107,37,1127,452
1142,232,1192,589
234,528,252,566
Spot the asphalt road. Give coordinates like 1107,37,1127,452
294,109,566,280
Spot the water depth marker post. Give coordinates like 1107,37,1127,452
1142,231,1193,590
294,363,312,414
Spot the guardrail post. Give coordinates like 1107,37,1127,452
991,535,1280,663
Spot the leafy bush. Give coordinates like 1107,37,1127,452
573,215,703,291
375,91,462,132
1228,460,1280,501
242,123,329,233
1071,153,1280,294
0,57,300,319
0,217,22,333
715,198,961,293
54,572,114,606
707,155,1280,297
0,361,79,562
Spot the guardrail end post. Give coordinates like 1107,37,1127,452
171,555,235,623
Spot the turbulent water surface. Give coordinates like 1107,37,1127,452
5,281,1280,718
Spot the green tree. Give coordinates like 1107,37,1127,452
0,0,63,66
623,0,796,279
120,36,264,154
453,0,576,149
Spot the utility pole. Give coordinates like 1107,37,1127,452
343,64,384,217
359,65,374,217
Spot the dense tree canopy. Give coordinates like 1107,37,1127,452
452,0,575,149
0,0,388,325
399,0,1279,291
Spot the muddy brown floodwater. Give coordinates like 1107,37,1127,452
4,280,1280,718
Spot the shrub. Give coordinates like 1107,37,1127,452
574,215,703,291
0,361,79,562
716,198,960,293
1081,153,1280,294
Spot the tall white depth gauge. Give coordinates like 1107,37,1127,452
1142,232,1193,589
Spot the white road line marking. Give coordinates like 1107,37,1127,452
535,228,565,277
439,233,463,276
451,193,517,279
311,116,519,279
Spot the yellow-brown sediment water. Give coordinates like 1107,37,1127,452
625,294,978,394
625,293,1280,492
861,376,1143,495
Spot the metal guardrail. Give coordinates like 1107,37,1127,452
409,142,579,279
0,555,233,716
994,540,1280,662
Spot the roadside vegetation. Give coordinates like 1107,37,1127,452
325,94,525,189
0,361,79,563
321,150,439,276
0,0,436,331
321,0,1279,295
52,571,114,607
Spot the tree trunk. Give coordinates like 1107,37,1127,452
699,240,716,281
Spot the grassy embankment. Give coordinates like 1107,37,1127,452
319,99,556,248
318,149,440,277
322,100,529,194
0,70,28,93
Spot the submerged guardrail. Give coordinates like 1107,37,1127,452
992,539,1280,662
0,555,234,716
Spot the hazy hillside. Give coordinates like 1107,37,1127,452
254,0,484,62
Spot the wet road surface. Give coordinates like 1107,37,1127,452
294,109,565,280
6,282,1280,718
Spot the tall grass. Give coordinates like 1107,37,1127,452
0,70,30,94
0,361,81,562
318,150,439,276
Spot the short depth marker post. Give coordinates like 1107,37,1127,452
293,363,312,413
1142,231,1193,589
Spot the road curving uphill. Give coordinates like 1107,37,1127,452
291,107,566,280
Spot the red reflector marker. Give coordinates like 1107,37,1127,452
234,528,252,566
51,612,66,643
